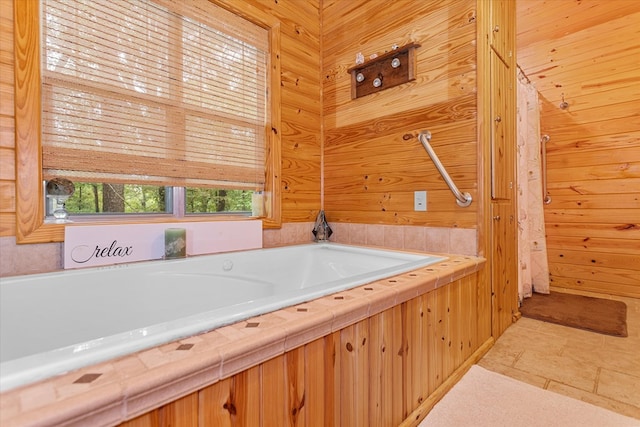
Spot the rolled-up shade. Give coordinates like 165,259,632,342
41,0,268,191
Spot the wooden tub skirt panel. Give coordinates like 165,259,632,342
118,271,490,427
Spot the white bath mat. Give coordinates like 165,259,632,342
419,365,639,427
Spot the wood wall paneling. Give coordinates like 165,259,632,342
322,0,479,228
0,0,15,236
180,0,323,226
517,1,640,298
304,336,327,426
491,202,517,336
480,0,518,337
489,49,514,200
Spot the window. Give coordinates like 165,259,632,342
15,0,281,243
42,0,265,217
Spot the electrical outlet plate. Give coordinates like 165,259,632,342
414,191,427,211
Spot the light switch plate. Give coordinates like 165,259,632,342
414,191,427,211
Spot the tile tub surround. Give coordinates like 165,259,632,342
329,223,477,256
1,223,476,277
0,254,485,427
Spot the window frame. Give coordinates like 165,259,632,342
14,0,281,243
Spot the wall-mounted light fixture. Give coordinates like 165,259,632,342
347,42,421,99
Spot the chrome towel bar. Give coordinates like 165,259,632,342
418,130,472,207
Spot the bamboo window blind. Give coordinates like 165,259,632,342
41,0,269,191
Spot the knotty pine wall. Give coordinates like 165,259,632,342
517,0,640,298
321,0,478,229
0,1,14,234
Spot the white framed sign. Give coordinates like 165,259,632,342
64,220,262,269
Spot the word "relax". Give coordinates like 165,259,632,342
71,240,134,264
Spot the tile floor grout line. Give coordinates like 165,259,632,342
511,350,524,368
593,366,601,394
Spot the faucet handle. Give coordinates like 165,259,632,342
312,210,333,242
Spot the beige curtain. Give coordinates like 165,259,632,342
516,69,550,301
41,0,268,190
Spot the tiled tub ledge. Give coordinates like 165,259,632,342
0,254,485,427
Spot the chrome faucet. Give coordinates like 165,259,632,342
312,210,333,242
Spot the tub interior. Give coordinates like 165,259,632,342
0,243,445,391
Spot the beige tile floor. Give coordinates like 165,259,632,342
478,292,640,421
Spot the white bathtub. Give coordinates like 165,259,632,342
0,242,445,392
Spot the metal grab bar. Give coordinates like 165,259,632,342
541,134,552,204
418,130,472,207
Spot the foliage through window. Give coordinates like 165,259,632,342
41,0,269,217
47,183,254,215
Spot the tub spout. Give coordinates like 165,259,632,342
312,210,333,242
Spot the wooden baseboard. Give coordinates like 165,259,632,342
550,286,640,300
399,336,496,427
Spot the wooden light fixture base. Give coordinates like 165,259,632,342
348,43,420,99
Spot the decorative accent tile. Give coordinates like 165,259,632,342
281,305,334,351
176,344,194,351
245,322,260,328
73,373,102,384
